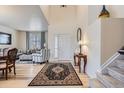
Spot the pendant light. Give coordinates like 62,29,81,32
99,5,110,18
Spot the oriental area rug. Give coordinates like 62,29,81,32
28,63,83,86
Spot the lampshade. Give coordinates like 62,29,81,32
99,5,110,18
78,40,83,45
44,43,46,47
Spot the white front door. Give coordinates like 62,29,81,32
54,34,72,61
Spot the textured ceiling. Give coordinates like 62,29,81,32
0,5,48,31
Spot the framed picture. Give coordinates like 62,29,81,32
0,32,12,45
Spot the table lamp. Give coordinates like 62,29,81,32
78,40,83,55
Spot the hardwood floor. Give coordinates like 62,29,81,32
0,63,89,88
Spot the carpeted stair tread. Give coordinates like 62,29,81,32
98,73,124,88
116,60,124,68
89,79,105,88
108,66,124,76
107,66,124,82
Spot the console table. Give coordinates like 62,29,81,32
74,53,87,73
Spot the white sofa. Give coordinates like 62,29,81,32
32,49,50,64
19,54,32,61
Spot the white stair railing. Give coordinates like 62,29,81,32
97,52,120,73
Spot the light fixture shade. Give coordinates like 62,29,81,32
99,5,110,18
60,5,67,8
44,43,47,48
78,40,83,45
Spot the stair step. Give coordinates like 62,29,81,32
107,66,124,82
116,60,124,68
97,73,124,88
118,47,124,54
89,79,105,88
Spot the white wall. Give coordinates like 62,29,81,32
101,18,124,64
76,6,88,31
109,5,124,18
17,31,26,51
76,6,101,78
76,6,102,77
86,20,101,78
40,5,49,24
49,6,77,25
0,25,19,49
48,6,77,61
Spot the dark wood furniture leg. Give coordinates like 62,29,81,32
83,56,87,73
33,61,35,64
0,48,18,80
9,68,11,72
74,55,76,66
2,70,4,75
78,58,81,73
14,66,16,75
6,69,8,80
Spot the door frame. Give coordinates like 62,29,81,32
54,33,72,61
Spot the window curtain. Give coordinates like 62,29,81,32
26,32,45,50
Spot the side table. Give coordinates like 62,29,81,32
74,53,87,73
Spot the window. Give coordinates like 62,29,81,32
27,32,45,50
54,35,59,58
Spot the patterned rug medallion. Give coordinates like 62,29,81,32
28,63,83,86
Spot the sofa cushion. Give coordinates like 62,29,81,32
19,54,32,61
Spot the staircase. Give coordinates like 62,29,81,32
90,47,124,88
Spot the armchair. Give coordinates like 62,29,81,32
32,49,50,64
0,48,18,80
